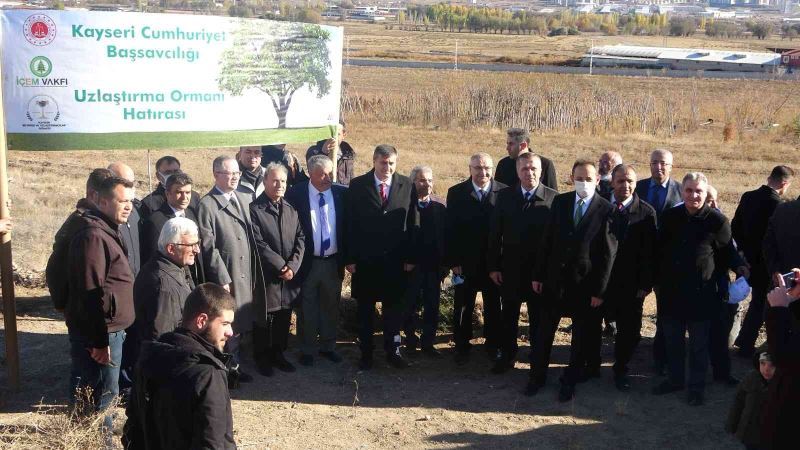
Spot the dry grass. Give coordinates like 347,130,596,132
335,21,792,65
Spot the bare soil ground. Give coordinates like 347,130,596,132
2,285,756,449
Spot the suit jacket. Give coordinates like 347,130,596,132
346,170,417,303
533,192,617,317
597,178,613,197
495,155,558,192
656,204,732,321
763,199,800,278
487,183,557,300
732,185,782,289
249,196,305,313
408,196,448,271
285,181,348,279
197,188,265,332
634,177,682,223
445,178,508,281
140,184,201,219
140,203,203,286
120,200,142,276
602,193,657,310
133,254,195,343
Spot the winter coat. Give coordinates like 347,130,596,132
726,370,769,447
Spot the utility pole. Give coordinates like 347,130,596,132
589,39,594,75
455,39,458,71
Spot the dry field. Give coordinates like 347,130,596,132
2,65,799,448
335,21,793,65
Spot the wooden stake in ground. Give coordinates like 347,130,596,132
331,124,341,183
0,62,20,389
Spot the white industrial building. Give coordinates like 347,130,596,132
582,44,782,72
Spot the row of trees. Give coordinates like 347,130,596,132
395,4,784,40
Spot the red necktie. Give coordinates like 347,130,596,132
616,201,624,211
379,183,387,203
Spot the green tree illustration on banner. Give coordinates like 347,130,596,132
218,20,332,129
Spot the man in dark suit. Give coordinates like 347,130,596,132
633,148,682,374
140,173,199,265
286,155,348,366
346,145,417,370
402,165,448,357
140,156,201,219
732,165,794,356
446,152,507,365
601,164,657,391
494,128,558,191
652,172,732,406
597,151,622,197
488,152,557,374
529,159,617,401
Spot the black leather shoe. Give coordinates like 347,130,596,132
299,354,314,366
319,351,343,363
491,358,513,374
454,351,470,366
714,375,740,386
524,380,544,397
687,391,704,406
387,352,409,369
558,383,575,402
273,352,296,373
614,375,631,392
652,380,683,395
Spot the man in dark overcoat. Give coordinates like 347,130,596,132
346,144,417,370
529,160,617,402
487,152,556,374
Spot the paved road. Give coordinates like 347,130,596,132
348,58,799,81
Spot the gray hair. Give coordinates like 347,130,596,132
212,155,236,173
409,165,433,182
373,144,398,160
470,152,493,167
682,171,708,187
507,127,530,145
651,148,673,163
264,162,288,178
308,154,333,173
158,217,199,254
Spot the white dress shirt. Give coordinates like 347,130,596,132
309,183,337,256
609,194,634,210
169,205,186,217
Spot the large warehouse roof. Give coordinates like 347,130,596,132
588,44,780,65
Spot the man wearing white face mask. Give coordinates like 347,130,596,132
529,159,617,401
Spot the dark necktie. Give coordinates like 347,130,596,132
318,193,331,256
418,200,429,209
379,183,387,204
574,199,585,226
523,191,532,210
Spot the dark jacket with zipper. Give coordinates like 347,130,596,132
122,328,236,450
67,208,135,347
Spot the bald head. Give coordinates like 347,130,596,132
107,162,135,183
599,151,623,178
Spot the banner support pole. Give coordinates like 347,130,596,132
0,57,20,390
147,149,152,194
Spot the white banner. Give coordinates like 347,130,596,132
0,10,343,150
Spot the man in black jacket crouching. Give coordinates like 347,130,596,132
123,283,237,450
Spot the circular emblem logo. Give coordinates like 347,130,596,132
23,15,56,46
29,56,52,77
27,95,60,122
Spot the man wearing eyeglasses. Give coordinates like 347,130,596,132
197,155,265,386
131,218,198,351
634,148,682,377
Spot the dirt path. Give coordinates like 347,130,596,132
2,289,745,449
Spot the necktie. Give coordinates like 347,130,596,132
318,193,331,256
418,200,429,209
574,199,585,226
478,189,484,201
616,201,624,212
523,191,532,210
379,183,387,204
229,196,240,215
524,191,532,202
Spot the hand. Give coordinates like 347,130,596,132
773,272,784,288
451,266,463,276
325,138,337,153
735,266,750,280
590,297,604,308
532,281,543,294
346,264,356,274
767,268,800,308
489,271,503,286
0,218,12,234
279,267,294,281
222,284,230,292
88,346,111,365
404,263,415,272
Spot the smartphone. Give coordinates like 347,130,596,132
781,272,797,289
